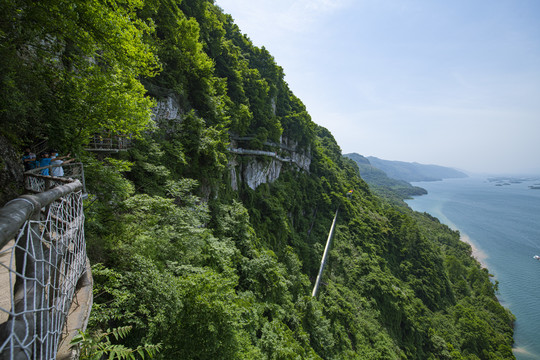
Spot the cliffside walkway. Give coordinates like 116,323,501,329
85,134,131,153
229,135,298,152
0,163,92,360
228,147,307,168
229,147,291,162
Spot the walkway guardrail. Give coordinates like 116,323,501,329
85,134,131,152
25,163,86,195
229,147,295,163
230,136,298,152
0,164,91,359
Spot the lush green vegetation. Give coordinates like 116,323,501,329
1,0,514,359
366,156,468,183
345,153,427,203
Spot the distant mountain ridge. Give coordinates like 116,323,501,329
345,153,468,202
344,153,427,201
366,156,468,182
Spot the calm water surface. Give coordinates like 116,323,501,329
406,176,540,360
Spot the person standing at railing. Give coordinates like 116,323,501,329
39,151,52,175
21,147,37,170
50,150,73,177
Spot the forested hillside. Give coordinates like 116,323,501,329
345,153,427,203
0,0,515,359
367,156,468,182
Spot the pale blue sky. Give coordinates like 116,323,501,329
215,0,540,174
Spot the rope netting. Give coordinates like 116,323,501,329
24,163,85,194
0,169,87,359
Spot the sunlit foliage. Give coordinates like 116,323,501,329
1,0,514,358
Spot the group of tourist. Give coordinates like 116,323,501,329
22,148,74,176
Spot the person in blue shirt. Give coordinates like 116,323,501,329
39,152,52,175
22,147,37,171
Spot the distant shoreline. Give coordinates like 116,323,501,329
407,176,540,358
459,233,489,268
407,186,489,268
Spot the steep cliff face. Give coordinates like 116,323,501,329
151,93,312,191
228,137,311,190
0,136,24,206
153,95,183,121
241,157,283,190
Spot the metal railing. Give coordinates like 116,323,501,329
229,136,298,152
0,163,90,359
85,134,131,152
25,163,86,195
229,147,309,168
229,147,293,163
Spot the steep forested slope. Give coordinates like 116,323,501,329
345,153,427,202
367,157,468,182
0,0,514,359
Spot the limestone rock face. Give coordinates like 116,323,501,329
153,95,181,122
243,158,283,190
229,137,311,190
279,137,311,172
290,150,311,172
0,135,24,206
229,157,239,191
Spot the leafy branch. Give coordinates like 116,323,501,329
70,326,161,360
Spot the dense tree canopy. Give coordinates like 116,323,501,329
1,0,515,359
0,0,159,149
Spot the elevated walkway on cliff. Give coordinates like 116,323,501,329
229,147,296,164
228,134,311,171
229,135,299,152
85,133,132,153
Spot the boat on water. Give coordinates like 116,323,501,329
534,255,540,260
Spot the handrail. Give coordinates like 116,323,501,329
0,181,82,249
85,134,131,152
30,139,49,157
0,165,90,359
25,162,86,194
228,147,310,169
230,136,299,152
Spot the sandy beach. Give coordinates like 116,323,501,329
460,233,489,268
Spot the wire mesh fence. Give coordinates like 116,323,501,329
0,178,88,359
24,163,85,194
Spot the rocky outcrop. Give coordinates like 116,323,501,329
144,80,183,124
228,136,311,190
290,149,311,171
153,95,182,122
0,136,24,206
229,157,239,191
243,157,283,190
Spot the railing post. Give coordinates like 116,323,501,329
80,164,86,194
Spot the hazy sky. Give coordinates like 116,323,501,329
214,0,540,175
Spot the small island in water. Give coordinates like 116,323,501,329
487,176,540,189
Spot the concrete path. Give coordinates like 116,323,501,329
0,240,15,325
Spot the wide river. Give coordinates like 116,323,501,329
406,176,540,360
